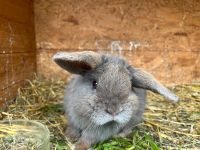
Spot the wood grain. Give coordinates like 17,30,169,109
0,0,32,24
34,0,200,84
0,15,35,54
0,53,36,89
0,0,36,106
37,49,200,85
34,0,200,51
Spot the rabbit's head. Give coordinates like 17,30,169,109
53,51,179,126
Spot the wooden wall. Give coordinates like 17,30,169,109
34,0,200,85
0,0,36,107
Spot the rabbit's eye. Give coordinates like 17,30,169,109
92,80,97,89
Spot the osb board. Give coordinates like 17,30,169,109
34,0,200,51
37,50,200,85
34,0,200,84
0,0,36,106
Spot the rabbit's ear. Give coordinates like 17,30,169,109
53,51,101,74
128,67,179,102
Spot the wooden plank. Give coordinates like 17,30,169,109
0,53,36,90
36,49,200,85
0,0,36,106
0,70,34,90
0,73,34,107
0,35,34,53
0,81,24,100
0,17,33,35
0,53,36,74
0,62,36,88
0,0,32,24
34,0,200,52
0,72,33,108
0,67,35,90
0,81,25,108
0,17,35,54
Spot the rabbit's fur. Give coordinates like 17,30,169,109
53,51,179,150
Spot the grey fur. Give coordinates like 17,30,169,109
53,51,179,149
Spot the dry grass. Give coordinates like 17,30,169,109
0,120,50,150
143,84,200,149
0,77,199,150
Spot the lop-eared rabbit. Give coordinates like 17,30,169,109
53,51,179,150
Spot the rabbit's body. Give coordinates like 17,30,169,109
53,51,179,150
64,56,146,143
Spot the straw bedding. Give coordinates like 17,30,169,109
0,77,199,149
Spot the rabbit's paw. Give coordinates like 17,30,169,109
114,127,132,138
74,140,90,150
65,126,81,143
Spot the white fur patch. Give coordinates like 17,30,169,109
92,104,133,125
92,112,113,125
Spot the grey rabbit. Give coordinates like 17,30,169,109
53,51,179,150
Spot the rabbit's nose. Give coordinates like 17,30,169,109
106,108,121,117
106,108,117,117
